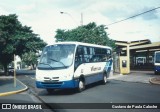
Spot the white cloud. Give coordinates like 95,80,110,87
108,17,160,42
1,0,160,44
16,4,36,12
0,8,6,15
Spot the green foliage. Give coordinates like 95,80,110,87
21,52,38,69
55,22,115,48
0,14,47,74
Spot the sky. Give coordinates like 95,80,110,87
0,0,160,44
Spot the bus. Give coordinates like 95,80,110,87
154,51,160,74
36,42,112,93
136,57,146,66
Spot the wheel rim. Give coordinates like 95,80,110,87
104,75,107,83
79,81,84,89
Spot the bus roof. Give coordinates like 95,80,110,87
48,41,112,50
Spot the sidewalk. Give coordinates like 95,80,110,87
109,71,160,85
150,76,160,85
0,76,28,96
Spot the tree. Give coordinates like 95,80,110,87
0,14,46,75
21,52,38,69
55,22,115,48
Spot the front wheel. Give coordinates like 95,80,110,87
155,71,159,75
77,79,85,92
46,89,55,94
155,71,157,75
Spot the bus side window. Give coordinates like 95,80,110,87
83,47,90,63
101,49,107,61
75,46,83,69
92,48,101,62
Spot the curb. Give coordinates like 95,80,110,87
0,79,28,96
149,77,160,85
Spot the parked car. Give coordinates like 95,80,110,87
8,67,14,75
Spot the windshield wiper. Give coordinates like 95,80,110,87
49,58,67,68
39,63,54,68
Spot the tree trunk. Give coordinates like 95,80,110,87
4,63,8,75
32,63,35,70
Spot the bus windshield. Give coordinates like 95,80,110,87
38,44,75,69
155,52,160,63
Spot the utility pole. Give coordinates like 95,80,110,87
14,54,16,87
80,13,83,26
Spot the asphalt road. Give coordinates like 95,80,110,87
14,70,160,112
1,71,160,112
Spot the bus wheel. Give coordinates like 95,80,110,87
101,74,107,85
46,89,54,94
154,71,159,75
78,79,85,92
154,71,157,75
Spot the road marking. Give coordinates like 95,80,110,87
25,75,35,80
31,77,35,80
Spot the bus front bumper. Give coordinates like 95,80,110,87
36,80,78,89
155,65,160,72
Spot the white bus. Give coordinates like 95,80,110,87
36,42,112,93
136,57,146,65
154,51,160,74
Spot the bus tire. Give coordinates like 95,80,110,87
46,89,54,94
155,71,159,75
154,71,157,75
77,79,85,92
101,74,107,85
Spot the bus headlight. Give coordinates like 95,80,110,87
64,74,71,79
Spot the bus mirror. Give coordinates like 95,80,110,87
37,51,42,57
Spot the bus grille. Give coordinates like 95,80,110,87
41,82,63,84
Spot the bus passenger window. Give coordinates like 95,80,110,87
75,47,83,68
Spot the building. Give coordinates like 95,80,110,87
115,39,160,72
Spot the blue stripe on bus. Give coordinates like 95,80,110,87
85,73,103,85
155,66,160,72
36,80,79,89
36,73,104,89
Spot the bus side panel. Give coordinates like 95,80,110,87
154,64,160,73
85,73,103,85
73,62,108,85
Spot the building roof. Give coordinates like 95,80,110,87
115,39,151,47
128,42,160,51
115,39,160,52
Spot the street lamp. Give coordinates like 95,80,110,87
60,11,83,26
60,11,68,15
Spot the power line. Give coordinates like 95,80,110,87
106,6,160,26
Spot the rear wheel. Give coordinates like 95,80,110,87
101,74,107,85
77,79,85,92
